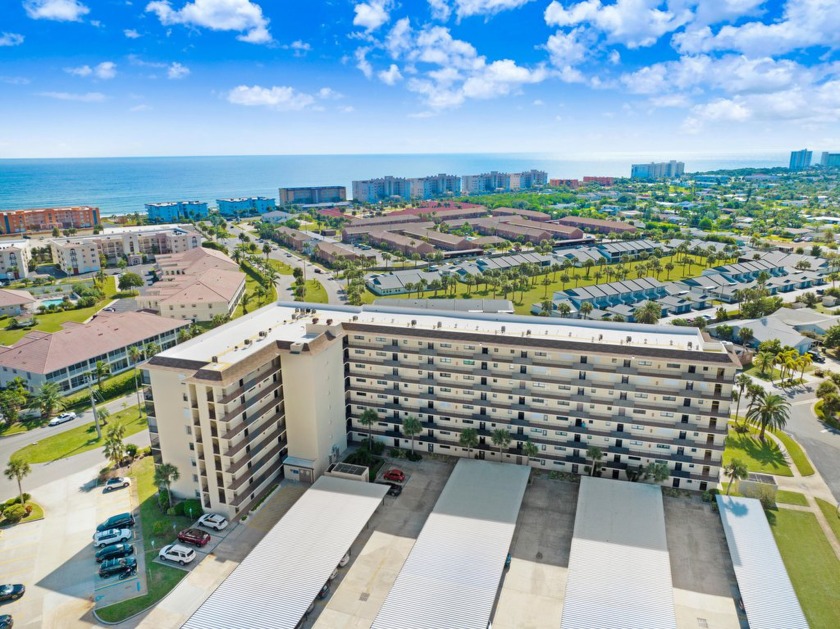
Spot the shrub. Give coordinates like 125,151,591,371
152,520,169,538
125,443,138,458
157,489,171,512
368,440,385,455
4,493,31,507
389,448,404,459
170,501,185,516
3,504,27,523
406,452,422,462
182,499,203,519
138,446,152,457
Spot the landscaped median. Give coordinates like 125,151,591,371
95,457,193,623
12,405,146,464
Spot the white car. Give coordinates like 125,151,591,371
93,528,132,548
158,543,196,565
48,411,77,427
197,513,229,531
338,551,350,568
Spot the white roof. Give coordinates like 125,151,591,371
716,495,807,629
372,460,529,629
561,477,676,629
183,476,387,629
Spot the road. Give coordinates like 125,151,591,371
0,393,149,499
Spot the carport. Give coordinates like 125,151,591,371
182,476,387,629
561,477,677,629
372,459,530,629
716,495,807,629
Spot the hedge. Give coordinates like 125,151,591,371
64,370,139,410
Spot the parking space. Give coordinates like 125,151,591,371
149,517,238,573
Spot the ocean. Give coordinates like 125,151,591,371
0,153,788,216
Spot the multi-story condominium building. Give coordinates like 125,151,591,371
557,216,637,234
462,170,548,194
145,201,209,223
352,176,412,203
550,178,580,188
583,176,615,185
278,186,346,206
820,152,840,168
217,197,276,217
408,174,461,199
630,161,685,180
50,225,202,274
0,206,100,235
146,303,737,518
0,311,186,393
789,149,812,171
137,248,245,323
0,241,32,281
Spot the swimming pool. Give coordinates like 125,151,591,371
41,298,68,307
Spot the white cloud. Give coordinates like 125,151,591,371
288,40,311,56
462,59,547,98
65,61,117,79
545,28,588,67
428,0,451,21
39,91,106,102
0,76,30,85
146,0,271,44
532,99,544,105
130,104,152,112
608,49,620,64
453,0,533,20
24,0,89,21
386,18,412,58
124,28,141,38
692,0,765,26
378,64,403,85
167,62,190,79
227,85,316,110
355,47,373,79
340,105,355,113
682,97,751,133
318,87,342,99
649,93,690,107
353,0,391,32
673,0,840,56
545,0,693,48
0,33,25,47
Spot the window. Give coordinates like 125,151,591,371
638,360,653,366
355,377,366,382
662,412,674,417
463,375,475,381
354,349,366,355
375,351,386,357
631,440,644,446
464,360,475,366
354,363,365,369
666,363,680,368
533,398,545,404
633,409,646,415
440,357,452,364
534,382,545,388
663,395,676,401
656,444,670,450
440,387,452,393
535,351,547,357
375,337,386,342
440,343,452,348
439,372,451,378
634,393,648,399
463,404,474,410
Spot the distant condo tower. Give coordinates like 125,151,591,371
630,161,685,180
461,169,548,194
217,197,276,217
146,201,209,222
820,152,840,169
789,149,812,171
278,186,346,206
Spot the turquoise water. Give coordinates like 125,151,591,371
41,298,68,307
0,153,788,216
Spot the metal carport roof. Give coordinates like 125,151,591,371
183,476,387,629
561,477,676,629
716,495,807,629
372,459,530,629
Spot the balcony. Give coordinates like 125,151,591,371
226,441,285,492
216,380,283,424
221,407,285,441
218,372,280,406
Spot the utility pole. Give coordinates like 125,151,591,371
88,377,101,440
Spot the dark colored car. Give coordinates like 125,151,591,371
99,557,137,579
177,528,211,547
96,512,135,532
0,614,12,628
318,583,330,600
383,469,405,483
505,553,512,570
808,350,826,363
375,481,402,497
95,543,135,564
0,585,24,602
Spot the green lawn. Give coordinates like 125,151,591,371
266,258,294,275
95,457,189,623
234,266,278,318
304,279,328,303
743,366,785,382
768,427,816,476
365,253,714,315
0,277,117,346
775,490,809,506
12,405,146,464
768,508,840,628
816,498,840,545
723,431,793,476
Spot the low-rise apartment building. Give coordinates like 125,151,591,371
217,197,276,217
312,241,375,267
367,230,436,256
0,311,186,393
0,241,32,280
137,248,245,322
0,206,100,235
146,201,209,222
272,226,312,252
145,303,737,518
557,216,637,235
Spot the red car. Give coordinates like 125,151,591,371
383,469,405,483
177,528,211,547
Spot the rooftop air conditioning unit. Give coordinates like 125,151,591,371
211,355,218,363
259,331,268,338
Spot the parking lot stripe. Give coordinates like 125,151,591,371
94,575,140,592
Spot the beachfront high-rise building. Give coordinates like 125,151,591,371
789,149,812,171
630,161,685,180
146,201,209,223
278,186,346,206
820,152,840,169
352,176,412,203
145,302,737,519
462,170,548,194
217,197,276,217
408,174,461,199
0,206,100,235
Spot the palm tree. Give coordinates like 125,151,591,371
747,390,790,442
129,345,144,416
240,291,252,314
579,301,593,320
4,457,31,506
402,415,423,457
92,360,111,392
522,440,539,464
491,428,511,459
144,342,160,359
34,381,63,418
358,408,378,448
153,462,180,501
459,427,479,459
733,373,751,425
104,424,127,469
753,351,775,378
558,302,572,318
634,300,661,324
723,459,748,495
586,445,604,476
262,242,271,260
642,461,670,483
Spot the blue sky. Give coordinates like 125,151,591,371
0,0,838,158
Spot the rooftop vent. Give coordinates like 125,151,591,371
259,331,268,338
326,319,333,326
411,320,417,327
211,355,218,363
